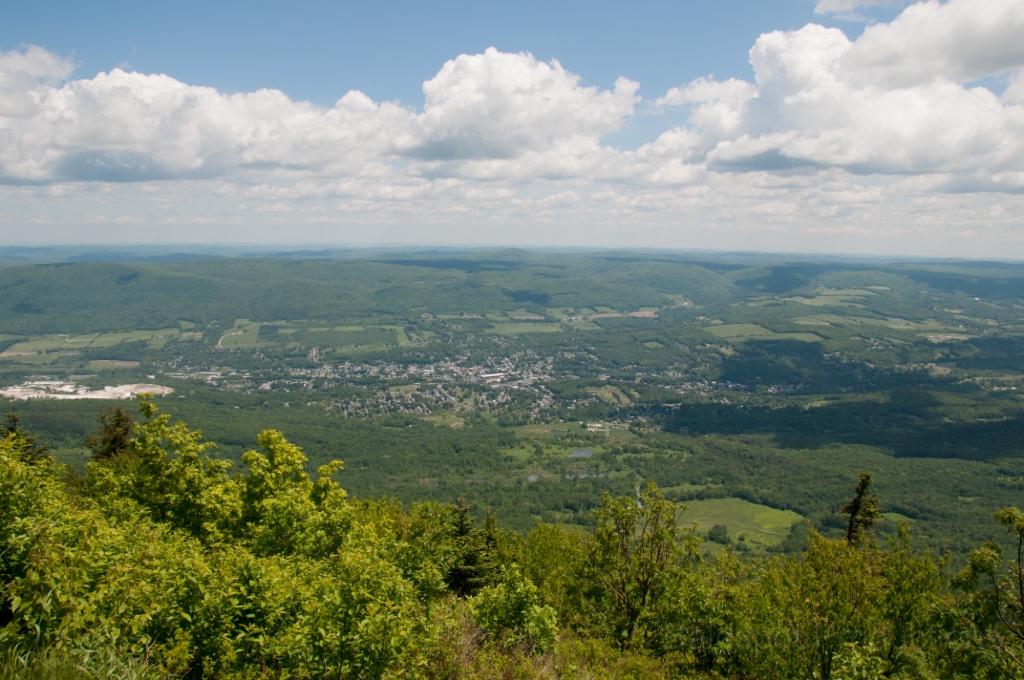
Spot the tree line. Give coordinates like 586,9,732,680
1,402,1023,678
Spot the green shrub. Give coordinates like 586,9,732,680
468,565,558,652
707,524,729,544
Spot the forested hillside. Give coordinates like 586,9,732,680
2,401,1024,679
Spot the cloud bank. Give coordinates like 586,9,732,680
1,0,1023,255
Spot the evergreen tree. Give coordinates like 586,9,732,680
84,405,135,461
839,472,884,547
3,412,49,463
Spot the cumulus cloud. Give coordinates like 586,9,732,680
0,45,76,119
410,48,638,161
1,0,1024,254
0,46,637,183
655,0,1024,182
845,0,1024,85
0,64,414,182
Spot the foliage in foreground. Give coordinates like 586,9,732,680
2,402,1024,678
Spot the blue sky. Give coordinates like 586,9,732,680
2,1,895,107
0,0,1022,255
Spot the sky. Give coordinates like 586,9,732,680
0,0,1022,256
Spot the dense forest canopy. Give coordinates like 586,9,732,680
2,401,1024,678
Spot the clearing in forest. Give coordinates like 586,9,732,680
218,322,261,349
681,498,802,551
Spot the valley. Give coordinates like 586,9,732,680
3,249,1024,559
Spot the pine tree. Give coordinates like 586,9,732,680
84,405,136,461
839,472,883,547
4,412,50,462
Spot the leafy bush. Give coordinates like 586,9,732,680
468,564,557,651
707,524,729,544
3,401,1024,678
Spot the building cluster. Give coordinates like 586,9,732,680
0,379,173,401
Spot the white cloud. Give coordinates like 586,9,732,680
1,0,1024,255
0,45,75,84
845,0,1024,85
655,10,1024,179
1004,69,1024,104
410,48,638,161
0,65,414,181
0,45,76,118
0,46,636,184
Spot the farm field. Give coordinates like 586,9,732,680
487,322,562,334
706,323,822,342
218,321,261,349
0,329,179,357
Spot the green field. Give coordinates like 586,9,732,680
706,324,776,338
706,324,822,342
508,309,545,320
681,498,803,552
218,321,261,349
487,323,562,334
793,314,891,326
784,294,869,307
1,328,179,357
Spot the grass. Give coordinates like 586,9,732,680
819,289,877,297
784,296,867,308
218,322,261,349
387,326,411,345
515,422,587,436
0,647,160,680
792,314,891,326
423,413,465,428
679,498,802,552
487,323,561,334
562,320,602,330
1,329,178,355
706,324,775,339
586,386,633,406
705,324,821,343
89,360,140,369
499,445,534,462
761,333,825,342
545,308,573,320
508,309,545,320
277,324,367,336
885,318,949,331
89,329,179,347
1,354,62,364
406,330,436,343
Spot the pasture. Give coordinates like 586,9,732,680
680,498,803,553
